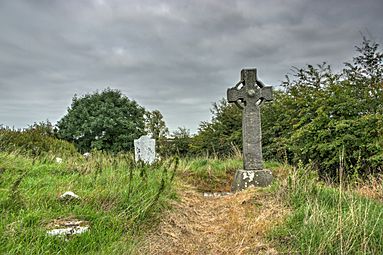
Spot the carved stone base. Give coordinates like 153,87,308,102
231,169,273,192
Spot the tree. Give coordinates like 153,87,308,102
145,110,169,140
145,109,169,156
169,127,192,157
343,36,383,114
27,120,57,137
57,88,146,153
191,99,242,156
261,38,383,177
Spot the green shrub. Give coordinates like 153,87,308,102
0,125,77,157
262,37,383,177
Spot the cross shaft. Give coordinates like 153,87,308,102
227,69,272,170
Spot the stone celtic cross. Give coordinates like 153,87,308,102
227,68,273,191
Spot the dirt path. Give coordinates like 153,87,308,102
137,185,286,255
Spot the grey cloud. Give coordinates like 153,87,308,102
0,0,382,133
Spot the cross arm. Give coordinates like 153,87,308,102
260,86,273,101
227,87,246,103
227,86,245,109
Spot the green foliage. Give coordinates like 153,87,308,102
145,110,169,140
192,37,383,177
166,127,192,157
0,152,177,254
270,164,383,254
145,109,169,156
262,37,383,177
57,88,146,153
0,122,77,157
191,99,242,157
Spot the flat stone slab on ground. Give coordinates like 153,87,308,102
46,218,89,237
203,192,233,198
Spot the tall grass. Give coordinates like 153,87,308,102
270,162,383,254
0,152,177,254
177,156,281,191
178,157,241,191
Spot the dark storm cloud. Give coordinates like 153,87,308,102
0,0,382,132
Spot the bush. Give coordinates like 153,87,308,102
262,38,383,177
0,123,77,157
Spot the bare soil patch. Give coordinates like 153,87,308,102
137,184,287,255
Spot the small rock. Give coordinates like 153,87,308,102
83,152,91,158
59,191,80,201
55,157,63,164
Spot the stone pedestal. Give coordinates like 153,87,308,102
231,169,273,192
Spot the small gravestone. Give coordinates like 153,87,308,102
134,135,156,164
227,68,273,191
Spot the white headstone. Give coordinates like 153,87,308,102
134,135,156,164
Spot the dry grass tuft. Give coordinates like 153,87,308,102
137,184,288,255
355,176,383,201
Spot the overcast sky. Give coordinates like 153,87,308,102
0,0,382,133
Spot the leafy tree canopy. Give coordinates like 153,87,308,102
57,88,146,153
168,127,192,157
145,109,169,156
191,99,242,157
145,110,169,140
262,37,383,177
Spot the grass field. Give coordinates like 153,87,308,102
2,150,383,254
0,152,177,254
269,163,383,254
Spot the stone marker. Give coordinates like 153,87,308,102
227,68,273,191
134,135,156,164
